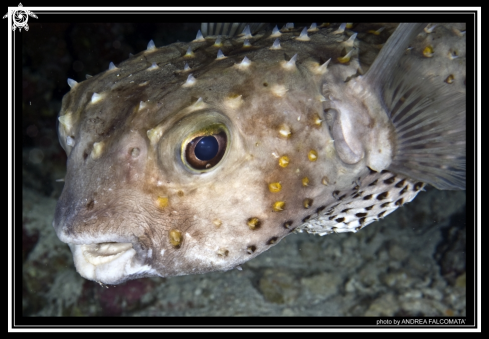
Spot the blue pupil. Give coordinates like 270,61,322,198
194,136,218,161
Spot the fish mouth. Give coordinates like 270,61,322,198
67,240,157,285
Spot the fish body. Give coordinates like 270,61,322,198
54,23,466,284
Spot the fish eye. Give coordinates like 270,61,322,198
182,124,228,171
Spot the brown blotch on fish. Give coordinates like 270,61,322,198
283,220,293,229
217,248,229,257
384,176,396,184
395,198,404,206
414,182,425,191
86,199,94,211
356,212,368,218
246,245,256,254
368,167,378,174
335,217,345,223
365,205,375,211
376,191,389,200
381,202,390,208
378,211,386,218
363,194,373,200
316,206,327,214
267,237,278,245
395,179,406,188
303,198,313,209
399,185,408,195
369,179,379,186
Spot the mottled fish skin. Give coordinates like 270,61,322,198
54,23,465,284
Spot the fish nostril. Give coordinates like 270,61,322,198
130,147,140,158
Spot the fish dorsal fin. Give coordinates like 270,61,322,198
363,23,425,87
200,23,266,37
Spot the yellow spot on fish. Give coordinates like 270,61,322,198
345,23,353,29
168,229,183,248
278,124,292,138
423,45,434,58
303,198,313,209
321,176,329,186
214,37,223,47
312,112,323,127
337,50,353,63
247,217,260,230
90,141,104,160
278,155,290,168
273,201,285,212
184,47,194,57
217,248,229,257
225,94,243,109
368,27,385,35
156,196,169,209
58,112,74,133
445,74,455,84
308,150,318,162
271,84,288,97
268,182,282,193
213,219,222,228
147,127,163,145
302,177,309,187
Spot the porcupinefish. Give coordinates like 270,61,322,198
54,23,466,285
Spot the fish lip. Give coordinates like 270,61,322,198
54,209,159,284
65,238,157,285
